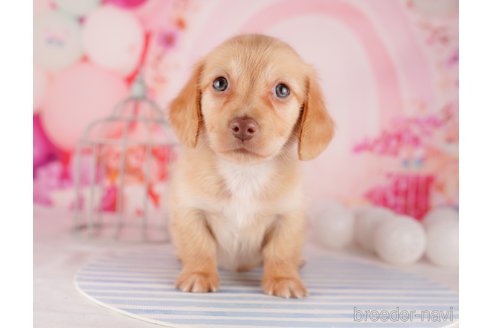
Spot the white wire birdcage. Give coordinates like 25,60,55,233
72,76,177,243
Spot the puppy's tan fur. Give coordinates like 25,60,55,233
168,34,334,298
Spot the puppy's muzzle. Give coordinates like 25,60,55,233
229,116,258,142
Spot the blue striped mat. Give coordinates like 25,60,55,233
75,246,458,327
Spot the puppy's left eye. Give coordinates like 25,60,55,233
274,83,290,98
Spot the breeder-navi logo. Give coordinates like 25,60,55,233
354,307,454,323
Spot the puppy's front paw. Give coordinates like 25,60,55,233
175,271,220,293
262,276,307,298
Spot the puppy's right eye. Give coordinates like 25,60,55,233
212,76,228,92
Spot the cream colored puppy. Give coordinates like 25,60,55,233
168,34,334,298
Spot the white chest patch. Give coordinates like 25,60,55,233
218,159,274,227
211,159,275,270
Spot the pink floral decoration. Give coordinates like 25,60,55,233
365,173,434,220
353,113,445,157
33,161,71,205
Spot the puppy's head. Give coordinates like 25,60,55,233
169,34,334,163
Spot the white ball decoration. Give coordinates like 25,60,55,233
82,5,144,75
425,219,459,267
55,0,101,17
313,202,354,249
374,216,426,265
354,206,394,252
423,207,459,229
34,11,83,71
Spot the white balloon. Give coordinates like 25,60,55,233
55,0,101,17
425,220,459,267
83,6,144,75
423,207,459,229
374,216,426,265
354,206,395,252
34,11,83,71
313,201,354,249
34,66,48,112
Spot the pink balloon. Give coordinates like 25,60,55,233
82,5,144,75
34,66,49,112
107,0,147,9
41,62,127,151
34,114,57,173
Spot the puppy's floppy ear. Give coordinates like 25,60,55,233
298,73,335,161
169,63,203,148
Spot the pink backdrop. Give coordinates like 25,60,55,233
34,0,459,215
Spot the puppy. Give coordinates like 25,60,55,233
167,34,334,298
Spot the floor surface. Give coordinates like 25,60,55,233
34,205,458,327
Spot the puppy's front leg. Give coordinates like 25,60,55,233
262,212,307,298
171,208,219,293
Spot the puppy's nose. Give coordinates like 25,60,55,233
229,116,258,141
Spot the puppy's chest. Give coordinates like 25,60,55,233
216,161,274,228
206,162,275,269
